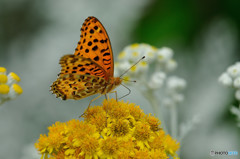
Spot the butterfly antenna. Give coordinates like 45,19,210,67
119,56,145,78
119,84,131,99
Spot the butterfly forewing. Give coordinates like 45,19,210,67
59,55,107,79
74,16,114,80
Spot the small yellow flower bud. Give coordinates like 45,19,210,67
8,72,21,83
12,84,23,95
0,67,6,74
0,75,8,83
0,84,10,94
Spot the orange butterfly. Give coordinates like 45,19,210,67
51,16,122,101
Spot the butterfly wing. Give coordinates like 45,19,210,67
51,16,115,100
74,16,114,80
51,55,108,100
58,54,107,78
51,74,107,100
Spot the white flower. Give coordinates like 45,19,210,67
137,61,149,73
9,84,23,99
7,72,21,85
117,61,131,73
235,89,240,101
121,43,156,63
137,44,157,63
145,50,156,63
167,76,186,91
218,72,232,86
233,76,240,88
118,51,129,61
227,63,240,78
157,47,173,63
148,71,166,89
129,65,141,75
165,59,178,72
126,44,144,62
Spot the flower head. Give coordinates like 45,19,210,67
157,47,173,63
35,99,180,159
0,67,22,105
148,72,166,89
227,62,240,78
219,72,232,86
219,61,240,101
233,77,240,88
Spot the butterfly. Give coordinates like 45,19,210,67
51,16,122,101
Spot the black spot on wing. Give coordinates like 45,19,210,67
90,29,94,34
103,53,110,56
79,68,85,71
92,45,98,51
94,56,99,61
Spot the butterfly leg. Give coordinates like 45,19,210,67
108,91,118,102
79,94,102,118
105,94,110,100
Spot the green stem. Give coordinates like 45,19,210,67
170,104,177,139
142,89,168,133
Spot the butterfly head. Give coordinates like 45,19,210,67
110,77,122,86
105,77,122,93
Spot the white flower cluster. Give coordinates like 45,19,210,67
163,76,187,107
0,67,23,105
115,44,185,105
219,62,240,127
115,43,178,89
219,62,240,100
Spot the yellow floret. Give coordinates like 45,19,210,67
12,84,23,94
9,72,21,82
118,51,126,59
0,75,8,83
122,76,130,83
0,67,6,74
140,61,147,67
130,43,139,48
0,84,10,94
130,65,137,72
132,52,139,57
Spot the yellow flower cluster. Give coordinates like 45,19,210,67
0,67,23,105
35,99,180,159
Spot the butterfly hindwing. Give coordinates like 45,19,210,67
51,74,107,100
74,16,114,79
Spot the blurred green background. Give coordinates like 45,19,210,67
0,0,239,158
